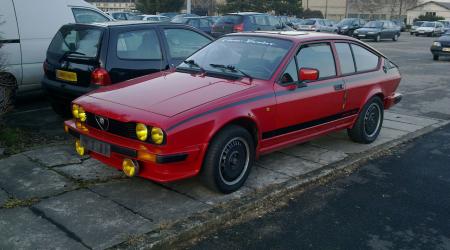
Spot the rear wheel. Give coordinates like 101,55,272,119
0,73,17,116
200,125,255,194
348,97,384,144
393,34,399,41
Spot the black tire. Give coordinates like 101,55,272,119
0,73,17,116
415,34,419,37
49,98,71,118
410,32,413,35
433,55,439,61
374,34,381,42
348,96,384,144
200,125,255,194
393,34,399,41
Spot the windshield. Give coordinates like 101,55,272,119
413,21,424,26
178,36,293,80
364,21,383,28
338,18,354,26
422,22,435,27
48,26,102,58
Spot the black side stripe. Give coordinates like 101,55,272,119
262,109,359,139
0,39,20,44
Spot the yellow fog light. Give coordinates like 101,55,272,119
151,127,164,145
75,139,85,156
64,125,69,133
72,104,79,119
78,106,86,122
137,150,156,162
136,123,148,141
122,158,139,177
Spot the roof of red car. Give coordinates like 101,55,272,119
227,31,357,43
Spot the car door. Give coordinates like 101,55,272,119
161,26,213,67
270,42,346,144
381,21,390,38
107,25,167,83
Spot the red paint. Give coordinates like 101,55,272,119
65,32,402,183
299,68,319,81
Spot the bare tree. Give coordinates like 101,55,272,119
0,18,16,117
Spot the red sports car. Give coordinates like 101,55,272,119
65,31,402,193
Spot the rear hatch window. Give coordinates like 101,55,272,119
46,25,104,86
212,15,243,34
48,25,103,59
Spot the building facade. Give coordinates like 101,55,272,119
407,1,450,24
86,0,136,12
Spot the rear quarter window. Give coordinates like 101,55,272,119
351,44,379,72
116,29,162,60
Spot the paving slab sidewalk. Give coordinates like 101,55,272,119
0,112,445,249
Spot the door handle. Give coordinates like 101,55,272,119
334,84,344,91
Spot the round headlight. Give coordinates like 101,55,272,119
136,123,148,141
78,106,86,122
433,41,442,47
151,127,164,145
72,104,79,119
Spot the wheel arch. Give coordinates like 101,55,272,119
209,116,260,149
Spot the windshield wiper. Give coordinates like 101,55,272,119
182,59,206,74
209,64,253,81
59,51,86,62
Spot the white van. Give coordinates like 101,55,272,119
0,0,113,110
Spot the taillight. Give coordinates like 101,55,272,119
233,23,244,32
91,68,111,86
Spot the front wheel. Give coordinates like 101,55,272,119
374,34,381,42
393,34,399,41
200,125,255,193
433,54,439,61
348,97,384,144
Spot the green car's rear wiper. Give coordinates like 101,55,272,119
182,59,206,74
209,64,253,81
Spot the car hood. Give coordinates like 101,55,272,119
357,28,381,33
86,71,254,117
438,35,450,42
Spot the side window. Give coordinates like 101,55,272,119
200,19,210,28
335,43,356,75
116,29,162,60
268,16,280,26
281,58,298,84
255,15,269,26
164,28,211,59
351,44,379,72
296,43,336,79
72,8,110,23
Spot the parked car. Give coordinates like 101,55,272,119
392,19,406,31
336,18,366,36
139,15,170,22
410,21,425,35
159,12,179,20
211,12,289,38
108,11,141,21
171,13,199,23
438,20,450,33
430,30,450,60
354,20,401,42
65,31,402,193
296,18,336,33
0,0,112,111
416,21,445,37
292,19,307,30
42,22,213,115
183,17,214,34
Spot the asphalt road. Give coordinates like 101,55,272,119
188,123,450,250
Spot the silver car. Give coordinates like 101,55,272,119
296,18,336,33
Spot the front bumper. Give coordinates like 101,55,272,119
64,119,208,182
354,33,378,39
384,93,403,109
431,46,450,56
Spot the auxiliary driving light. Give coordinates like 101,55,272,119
151,127,164,145
122,159,139,177
136,123,148,141
75,139,85,156
72,104,86,122
72,104,79,118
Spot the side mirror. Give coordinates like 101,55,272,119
299,68,319,82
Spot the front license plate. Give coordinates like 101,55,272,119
56,70,77,82
358,35,366,37
80,135,111,157
443,48,450,52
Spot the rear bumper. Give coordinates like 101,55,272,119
64,119,207,182
41,76,96,103
385,93,403,109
